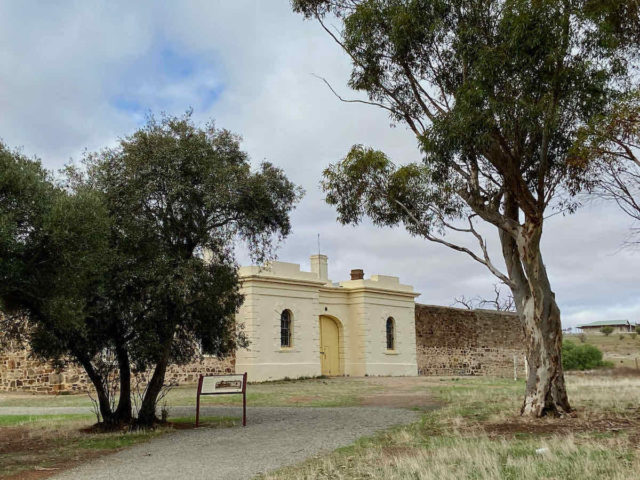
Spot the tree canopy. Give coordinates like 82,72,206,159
0,113,303,427
572,88,640,245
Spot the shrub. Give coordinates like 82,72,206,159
578,333,587,343
562,341,610,371
636,325,640,335
631,333,638,340
600,326,614,336
619,334,626,340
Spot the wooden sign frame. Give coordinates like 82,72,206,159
195,372,247,427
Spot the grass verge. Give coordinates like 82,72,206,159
0,376,382,409
0,414,236,479
260,376,640,480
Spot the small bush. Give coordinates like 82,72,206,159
619,334,626,340
562,340,610,371
578,333,587,343
631,332,638,340
635,325,640,335
600,326,614,336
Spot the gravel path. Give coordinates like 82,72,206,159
36,406,419,480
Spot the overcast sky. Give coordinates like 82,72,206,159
1,1,638,327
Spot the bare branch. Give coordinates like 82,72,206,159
311,74,397,116
453,283,515,312
394,199,515,287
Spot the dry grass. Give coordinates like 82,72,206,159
0,376,384,409
567,376,640,413
270,434,638,480
261,375,640,480
3,375,639,479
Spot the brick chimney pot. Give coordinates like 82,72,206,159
350,269,364,280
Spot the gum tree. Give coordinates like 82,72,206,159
293,0,639,416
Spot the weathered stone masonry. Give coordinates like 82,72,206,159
1,303,525,393
415,304,525,377
0,342,234,394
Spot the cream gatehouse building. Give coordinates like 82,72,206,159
235,254,420,382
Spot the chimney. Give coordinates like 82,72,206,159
350,269,364,280
310,254,328,281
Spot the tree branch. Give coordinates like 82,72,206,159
393,199,515,287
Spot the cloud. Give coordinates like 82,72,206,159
109,42,224,121
0,0,638,328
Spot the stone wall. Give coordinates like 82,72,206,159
415,304,526,377
0,342,234,394
1,303,527,393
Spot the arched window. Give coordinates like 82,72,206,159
281,310,292,347
386,317,395,350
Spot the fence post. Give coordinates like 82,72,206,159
242,372,247,427
195,374,203,428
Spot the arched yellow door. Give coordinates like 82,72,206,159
319,316,341,376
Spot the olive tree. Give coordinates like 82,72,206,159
83,113,302,426
293,0,639,416
1,113,302,428
0,143,132,425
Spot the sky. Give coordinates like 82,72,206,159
0,0,638,328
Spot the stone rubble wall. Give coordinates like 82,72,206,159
0,342,234,394
1,304,527,393
415,304,526,377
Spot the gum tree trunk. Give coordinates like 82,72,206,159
519,280,570,416
499,202,571,417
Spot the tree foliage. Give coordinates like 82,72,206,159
1,113,303,427
600,326,614,336
82,113,302,425
562,340,609,371
0,143,127,423
572,89,640,245
0,144,112,364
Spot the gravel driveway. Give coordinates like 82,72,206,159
40,406,419,480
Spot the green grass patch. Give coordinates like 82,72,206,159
170,415,239,428
72,430,162,450
0,413,93,427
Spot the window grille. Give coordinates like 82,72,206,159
386,317,395,350
281,310,292,347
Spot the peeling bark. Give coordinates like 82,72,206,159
500,217,571,417
520,290,570,417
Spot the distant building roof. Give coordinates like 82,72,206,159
578,320,630,328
